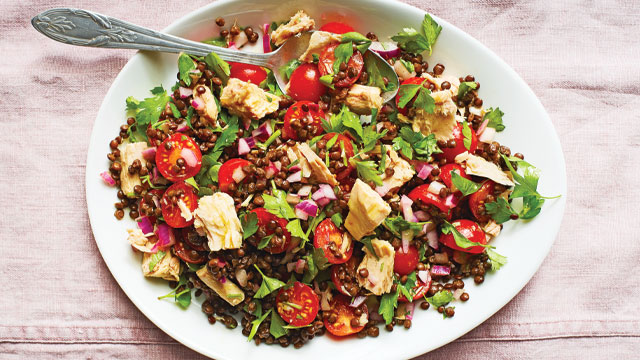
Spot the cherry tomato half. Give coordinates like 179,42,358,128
179,227,208,252
173,239,207,264
229,62,267,84
408,184,450,214
398,276,431,303
283,101,325,140
395,77,431,115
322,133,355,183
314,219,353,264
331,256,361,296
250,208,292,254
160,182,198,228
217,158,252,193
394,245,419,276
319,22,355,34
276,281,320,326
439,219,487,254
324,294,368,337
288,63,326,103
439,123,478,163
318,44,364,88
156,133,202,182
469,180,496,222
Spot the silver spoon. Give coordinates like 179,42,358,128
31,8,399,102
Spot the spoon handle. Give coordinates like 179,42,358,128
31,8,272,66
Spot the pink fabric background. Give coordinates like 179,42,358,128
2,0,639,358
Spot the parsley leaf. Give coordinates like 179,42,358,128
355,160,383,186
148,250,166,271
450,171,481,196
319,74,335,89
125,87,171,142
257,234,274,250
397,272,417,302
397,84,422,108
280,59,302,80
462,122,473,150
392,137,413,159
248,309,271,341
486,248,507,271
485,107,505,132
302,248,330,283
341,107,364,141
359,236,378,259
366,56,388,90
204,51,230,83
441,221,486,249
379,288,399,324
269,311,288,339
263,187,296,219
485,197,517,224
241,212,258,240
362,126,387,153
178,53,196,87
286,219,309,245
305,211,326,238
260,68,284,96
341,32,372,54
331,213,343,228
397,82,435,114
457,81,478,99
157,273,191,309
210,115,239,161
399,58,415,73
384,216,429,237
391,14,442,55
398,126,440,160
520,195,545,219
253,265,285,299
425,290,453,307
333,42,354,74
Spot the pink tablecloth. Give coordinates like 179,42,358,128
1,0,638,358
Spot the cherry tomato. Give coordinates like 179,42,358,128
393,245,419,276
331,256,360,296
408,184,450,213
439,219,487,254
439,123,478,163
283,101,325,140
398,276,431,303
250,208,292,254
173,239,207,264
469,180,496,222
322,133,355,182
314,219,353,264
217,158,252,193
395,77,431,115
160,182,198,228
319,22,355,34
318,44,364,88
324,294,368,337
276,281,320,326
179,227,207,252
440,163,472,196
229,62,267,84
288,63,326,103
156,133,202,182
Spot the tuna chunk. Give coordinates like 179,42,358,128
345,179,391,240
220,78,280,120
271,10,315,46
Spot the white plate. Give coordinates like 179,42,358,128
85,0,567,359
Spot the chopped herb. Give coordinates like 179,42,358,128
450,171,481,196
333,42,354,74
391,14,442,55
269,311,288,339
319,74,335,89
286,219,309,245
305,211,326,238
209,117,239,161
486,248,508,271
485,107,505,132
384,216,430,237
257,234,274,249
204,51,230,84
168,102,181,119
302,248,330,283
457,81,478,99
399,58,415,73
241,212,259,240
355,160,383,186
254,265,286,299
462,121,473,150
287,159,300,169
397,81,435,114
484,197,516,224
184,177,199,191
362,126,387,153
248,309,271,341
396,272,417,302
378,287,399,324
157,273,191,309
359,236,378,259
396,126,440,160
331,213,343,228
257,129,281,150
280,59,302,80
148,250,165,272
125,86,171,142
425,290,453,307
177,53,196,86
263,186,296,219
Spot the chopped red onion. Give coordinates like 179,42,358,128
191,97,204,110
404,301,415,321
297,185,312,196
151,223,175,252
417,270,431,285
180,148,198,167
273,161,282,171
375,183,391,197
288,165,301,172
238,137,255,155
100,171,116,186
479,127,496,143
231,31,248,48
228,42,238,50
426,229,439,249
176,123,189,133
217,259,226,268
141,147,156,161
477,118,489,136
414,210,430,222
231,167,246,183
251,121,273,141
400,195,414,221
286,170,302,183
367,272,379,286
295,259,306,274
319,184,337,200
316,198,330,207
427,181,446,195
136,216,154,235
401,230,412,253
295,200,318,218
286,261,297,273
294,208,309,220
312,184,337,207
431,265,451,276
178,87,193,99
265,161,280,179
349,296,367,308
369,41,401,59
445,194,459,208
219,276,227,284
453,288,465,300
262,23,271,53
416,163,434,180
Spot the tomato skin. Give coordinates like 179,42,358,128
331,256,360,296
250,208,292,254
217,158,252,193
283,101,325,140
179,227,207,252
288,63,326,103
229,62,267,84
408,184,450,213
276,282,320,326
469,181,495,222
160,182,198,228
395,77,429,115
439,123,478,163
319,22,354,34
318,44,364,88
398,276,431,303
314,219,353,264
156,134,202,182
322,133,355,182
324,294,368,336
439,219,487,254
393,245,419,276
173,239,207,264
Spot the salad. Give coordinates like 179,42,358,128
101,10,559,348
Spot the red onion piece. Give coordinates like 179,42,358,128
295,200,318,218
431,265,451,276
316,198,330,207
294,207,309,221
414,210,430,222
375,183,391,197
231,31,248,48
238,137,255,155
367,272,379,286
295,259,306,274
265,161,279,179
477,118,489,136
479,127,496,143
426,229,439,249
251,121,273,141
136,216,154,235
141,147,156,161
219,276,227,284
369,41,401,59
319,184,337,200
231,167,246,183
400,195,414,221
445,194,459,208
178,87,193,99
100,171,116,186
453,288,465,300
286,261,297,273
180,148,198,167
417,270,431,284
427,181,446,195
349,296,367,308
217,259,226,268
416,163,434,180
405,301,415,320
401,230,412,253
273,161,282,171
228,42,238,50
191,97,204,110
288,165,301,172
262,23,271,53
297,185,312,197
151,223,175,252
286,170,302,183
